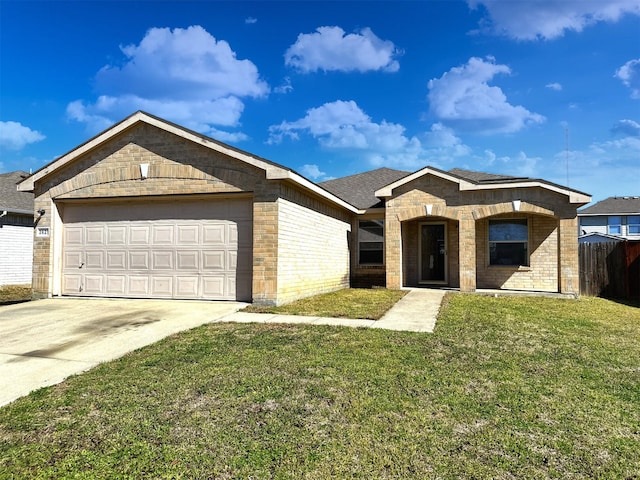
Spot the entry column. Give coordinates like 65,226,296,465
558,216,579,295
385,214,402,289
458,214,476,292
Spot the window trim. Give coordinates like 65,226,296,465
608,216,622,235
358,219,384,266
627,215,640,235
488,218,530,267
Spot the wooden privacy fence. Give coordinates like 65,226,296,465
579,241,640,299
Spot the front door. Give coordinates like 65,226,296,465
420,223,446,284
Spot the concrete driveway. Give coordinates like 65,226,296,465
0,298,245,407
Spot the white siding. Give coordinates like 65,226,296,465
277,198,350,304
0,225,33,286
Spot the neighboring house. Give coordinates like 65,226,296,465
18,112,591,305
578,196,640,240
0,171,34,286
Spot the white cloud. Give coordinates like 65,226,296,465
427,57,545,134
284,26,400,73
300,164,327,180
268,100,472,170
546,82,562,91
67,25,269,138
615,58,640,99
245,17,257,24
612,119,640,137
468,0,640,40
0,121,45,150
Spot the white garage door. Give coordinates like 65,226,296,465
61,198,252,301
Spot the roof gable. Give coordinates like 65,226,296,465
0,171,33,213
375,166,591,205
17,111,359,213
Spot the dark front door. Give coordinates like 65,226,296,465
420,223,446,283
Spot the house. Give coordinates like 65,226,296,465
578,197,640,240
0,171,35,286
17,111,591,305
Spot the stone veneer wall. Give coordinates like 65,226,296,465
476,214,558,292
384,175,581,295
31,123,266,299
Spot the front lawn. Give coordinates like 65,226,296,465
242,287,408,319
1,294,638,478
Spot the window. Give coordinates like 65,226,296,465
489,219,528,266
358,220,384,265
608,216,622,235
628,216,640,235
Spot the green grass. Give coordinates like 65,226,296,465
243,287,408,319
1,294,639,479
0,284,31,305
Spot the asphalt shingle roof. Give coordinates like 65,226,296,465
447,167,525,183
0,171,33,213
319,167,410,209
578,196,640,215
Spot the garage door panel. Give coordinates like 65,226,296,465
176,276,198,297
106,276,126,295
106,251,126,269
203,251,225,270
152,250,174,269
107,226,126,245
152,225,174,245
177,225,199,244
85,227,104,245
151,277,172,296
130,251,150,270
62,198,252,300
84,275,104,294
176,251,198,270
64,274,82,293
64,252,83,270
65,226,83,245
129,276,150,295
228,251,237,270
203,225,225,245
202,276,224,297
130,226,151,245
85,251,104,269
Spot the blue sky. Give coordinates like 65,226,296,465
1,0,639,203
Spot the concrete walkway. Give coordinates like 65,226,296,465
221,288,445,333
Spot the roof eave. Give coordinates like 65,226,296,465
17,111,288,192
376,166,591,205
